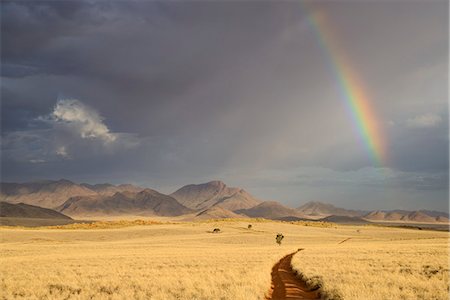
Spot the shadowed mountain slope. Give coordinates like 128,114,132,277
0,202,72,220
320,215,369,224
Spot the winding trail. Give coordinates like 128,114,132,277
267,250,320,300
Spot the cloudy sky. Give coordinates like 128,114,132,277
1,1,448,211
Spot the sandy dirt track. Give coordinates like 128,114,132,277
268,250,320,300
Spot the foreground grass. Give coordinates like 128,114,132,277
0,221,294,300
1,220,448,299
291,227,449,299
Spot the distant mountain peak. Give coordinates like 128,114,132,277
171,181,260,211
56,179,75,184
300,201,336,207
139,188,157,193
81,183,114,189
206,180,226,187
257,201,283,207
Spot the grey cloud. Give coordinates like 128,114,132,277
3,98,140,164
406,113,443,129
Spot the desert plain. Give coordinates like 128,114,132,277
0,219,448,300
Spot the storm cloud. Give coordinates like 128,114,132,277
1,1,448,211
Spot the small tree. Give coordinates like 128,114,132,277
276,233,284,245
248,224,252,229
213,228,220,233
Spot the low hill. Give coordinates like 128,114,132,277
364,210,447,223
365,211,405,221
275,214,368,224
58,189,192,217
236,201,304,220
193,206,244,220
170,181,261,211
320,215,369,224
296,203,449,224
402,211,436,223
0,202,75,227
436,216,450,223
0,202,72,219
419,210,449,218
364,211,386,220
297,201,366,218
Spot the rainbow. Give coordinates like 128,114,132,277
302,3,387,166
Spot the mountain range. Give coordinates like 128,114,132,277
363,210,449,223
57,189,192,217
0,179,448,223
0,180,143,209
296,201,368,218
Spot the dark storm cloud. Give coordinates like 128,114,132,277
2,1,93,76
1,1,307,134
1,1,448,210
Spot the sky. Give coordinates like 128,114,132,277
1,1,448,211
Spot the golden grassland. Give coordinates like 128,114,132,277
0,220,448,299
291,226,449,300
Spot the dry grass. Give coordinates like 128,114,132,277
0,221,448,299
291,226,449,300
0,221,294,300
